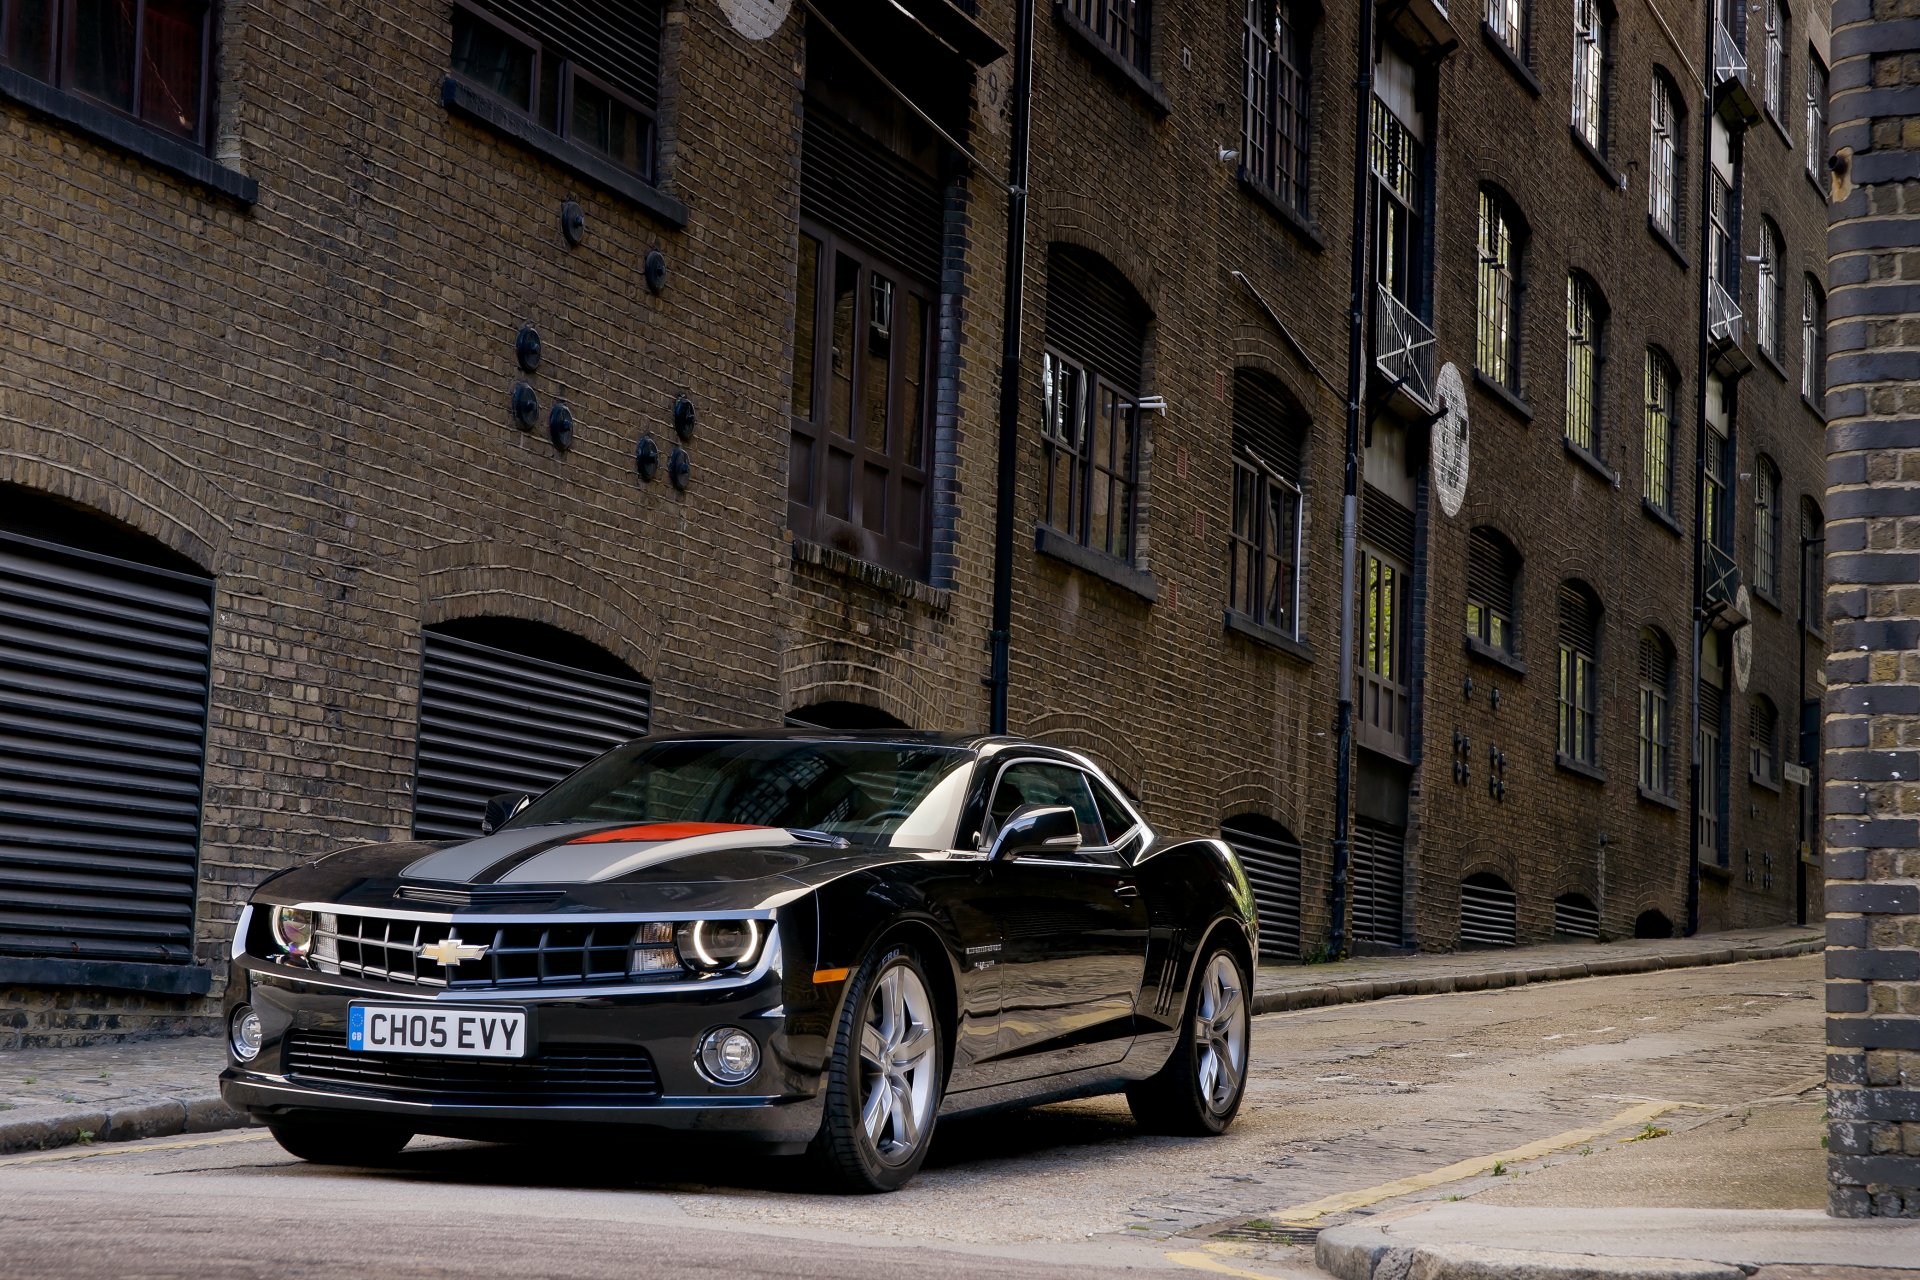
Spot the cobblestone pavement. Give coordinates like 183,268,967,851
0,953,1826,1279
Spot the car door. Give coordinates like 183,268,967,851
981,760,1149,1079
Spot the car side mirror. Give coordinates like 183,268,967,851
988,804,1081,863
480,792,532,835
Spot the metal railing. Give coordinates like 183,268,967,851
1713,20,1746,84
1702,539,1742,617
1708,279,1742,345
1373,285,1438,410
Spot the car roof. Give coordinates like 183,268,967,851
632,727,1021,751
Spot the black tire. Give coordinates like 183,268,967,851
1127,944,1251,1136
268,1119,414,1166
809,945,945,1192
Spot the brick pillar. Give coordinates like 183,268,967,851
1824,0,1920,1221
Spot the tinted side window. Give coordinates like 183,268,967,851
989,762,1106,847
1089,777,1136,841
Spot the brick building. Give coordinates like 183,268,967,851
0,0,1829,1044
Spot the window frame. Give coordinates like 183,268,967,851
1229,448,1305,641
1485,0,1527,60
1041,347,1142,564
1643,348,1678,514
1571,0,1609,153
981,757,1134,864
1637,629,1673,797
1477,187,1524,392
1806,47,1827,184
1756,219,1782,358
1465,527,1520,654
1564,273,1605,453
1062,0,1151,74
1371,93,1429,315
1648,72,1684,240
1749,697,1779,788
1762,0,1787,127
1557,585,1601,769
1801,276,1826,403
0,0,216,147
1754,455,1781,600
1240,0,1311,217
1359,542,1412,758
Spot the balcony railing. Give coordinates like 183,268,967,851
1701,539,1747,628
1712,21,1745,83
1707,279,1742,346
1712,20,1759,122
1373,285,1438,413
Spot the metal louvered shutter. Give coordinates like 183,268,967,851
1361,486,1416,563
1553,893,1600,938
1638,632,1667,686
801,107,944,286
1459,876,1518,946
1558,583,1599,657
1349,817,1405,946
0,531,213,966
470,0,663,109
1045,246,1148,391
1221,818,1302,961
1467,529,1514,620
1232,371,1307,482
412,632,652,840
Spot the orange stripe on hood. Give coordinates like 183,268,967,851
565,822,770,845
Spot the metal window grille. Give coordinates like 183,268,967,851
1571,0,1605,150
1350,818,1405,946
1064,0,1149,71
1754,456,1780,597
1807,54,1827,182
1762,0,1784,121
1638,630,1672,794
1229,371,1308,637
1221,816,1302,961
1486,0,1526,55
1564,275,1600,452
1460,874,1518,947
1553,893,1601,938
1476,190,1519,390
1802,279,1825,402
1648,76,1679,236
1750,698,1778,787
1557,584,1600,765
412,630,651,840
1642,349,1676,511
1466,527,1518,652
1756,223,1781,356
0,530,213,967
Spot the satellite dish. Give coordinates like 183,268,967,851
1732,587,1754,692
717,0,791,40
1431,362,1470,519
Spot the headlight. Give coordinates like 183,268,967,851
271,906,314,958
697,1026,760,1084
630,920,679,974
675,919,764,972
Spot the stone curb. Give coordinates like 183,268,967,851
1250,939,1823,1017
1315,1227,1747,1280
0,1092,250,1157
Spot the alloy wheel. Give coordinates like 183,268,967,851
1194,952,1248,1114
857,961,938,1165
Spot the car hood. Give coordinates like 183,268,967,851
258,821,933,915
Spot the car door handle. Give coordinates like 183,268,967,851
1113,883,1139,898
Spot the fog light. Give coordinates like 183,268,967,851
697,1026,759,1084
230,1005,263,1063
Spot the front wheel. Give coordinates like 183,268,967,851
809,945,944,1192
1127,946,1250,1136
268,1120,414,1166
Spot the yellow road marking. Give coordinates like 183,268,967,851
1166,1243,1301,1279
0,1128,272,1167
1262,1099,1682,1225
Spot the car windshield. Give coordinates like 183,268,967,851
505,739,975,847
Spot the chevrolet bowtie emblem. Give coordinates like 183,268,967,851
420,935,489,967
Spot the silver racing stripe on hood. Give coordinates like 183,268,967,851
399,822,611,883
496,827,801,884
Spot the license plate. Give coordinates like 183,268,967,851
348,1004,529,1059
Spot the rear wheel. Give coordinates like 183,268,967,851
809,946,943,1192
268,1120,414,1166
1127,947,1250,1136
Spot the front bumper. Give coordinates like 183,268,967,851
220,956,828,1147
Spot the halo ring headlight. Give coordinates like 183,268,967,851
675,919,762,972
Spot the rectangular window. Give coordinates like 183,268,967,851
1476,189,1519,390
1639,678,1668,794
1,0,213,143
1558,586,1600,767
1241,0,1309,215
1754,461,1780,598
1648,76,1680,237
1359,545,1411,757
1807,52,1827,185
1042,351,1139,561
1063,0,1149,71
1565,276,1599,452
1229,456,1302,637
1704,419,1731,552
1762,0,1785,123
1371,96,1425,308
448,0,662,181
1756,228,1779,356
1709,168,1737,297
1486,0,1526,56
1802,281,1825,402
1571,0,1605,150
1643,351,1674,512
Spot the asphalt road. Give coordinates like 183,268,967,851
0,954,1823,1280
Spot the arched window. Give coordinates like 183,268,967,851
1557,581,1602,767
1476,187,1525,391
1756,220,1783,358
1229,369,1309,639
1750,695,1780,788
1801,497,1825,633
1460,872,1518,947
1466,526,1521,653
1643,347,1679,513
1486,0,1528,59
1242,0,1312,215
414,619,652,839
1754,455,1782,599
1571,0,1611,152
1221,815,1303,960
1638,627,1675,796
1648,71,1685,239
1042,245,1150,562
1565,273,1606,452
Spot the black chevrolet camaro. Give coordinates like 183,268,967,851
221,731,1258,1191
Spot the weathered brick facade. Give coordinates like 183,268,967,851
0,0,1829,1045
1823,0,1920,1221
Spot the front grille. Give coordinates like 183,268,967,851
314,913,640,989
282,1030,662,1103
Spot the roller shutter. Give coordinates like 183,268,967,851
1361,485,1415,562
1045,246,1148,391
1459,874,1518,947
0,531,213,966
1231,370,1307,482
800,107,944,286
1349,817,1405,946
1467,529,1516,622
412,631,652,840
1221,817,1301,961
1553,893,1600,938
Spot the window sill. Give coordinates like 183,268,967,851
442,78,688,229
1756,343,1789,382
789,538,951,611
1555,752,1606,784
0,955,212,996
1643,498,1683,537
1765,108,1792,151
1464,633,1527,676
1224,610,1315,662
0,66,257,204
1563,436,1619,486
1749,771,1783,795
1034,525,1159,602
1052,4,1171,117
1475,370,1533,424
1803,391,1826,422
1648,217,1689,269
1805,165,1829,205
1572,128,1622,189
1480,23,1542,96
1638,784,1682,811
1238,174,1324,251
1754,586,1783,615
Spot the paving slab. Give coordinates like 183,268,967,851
0,1034,242,1155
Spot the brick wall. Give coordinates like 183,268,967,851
1823,0,1920,1221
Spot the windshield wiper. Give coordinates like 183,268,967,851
786,828,851,847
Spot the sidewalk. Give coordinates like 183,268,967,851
0,924,1822,1157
